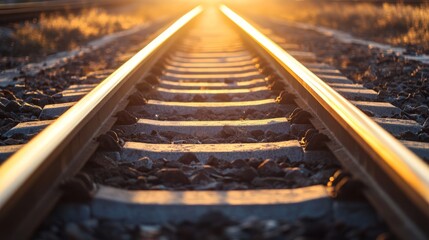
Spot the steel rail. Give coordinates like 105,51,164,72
220,5,429,240
0,5,202,239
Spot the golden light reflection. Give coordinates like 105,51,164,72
0,5,203,211
220,5,429,203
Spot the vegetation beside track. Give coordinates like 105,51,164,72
232,0,429,53
0,0,194,67
4,8,141,56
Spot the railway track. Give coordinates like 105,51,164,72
0,4,428,239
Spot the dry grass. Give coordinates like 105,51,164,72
293,3,429,48
13,8,142,54
1,0,193,58
231,0,429,51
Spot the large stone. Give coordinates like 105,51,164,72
156,168,190,185
257,159,283,177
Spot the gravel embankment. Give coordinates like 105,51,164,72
0,22,163,145
85,151,339,190
34,211,390,240
254,18,429,142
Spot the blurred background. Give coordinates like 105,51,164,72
230,0,429,53
0,0,201,69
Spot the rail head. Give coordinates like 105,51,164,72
0,5,202,239
219,4,429,240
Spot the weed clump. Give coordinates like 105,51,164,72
1,8,142,57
